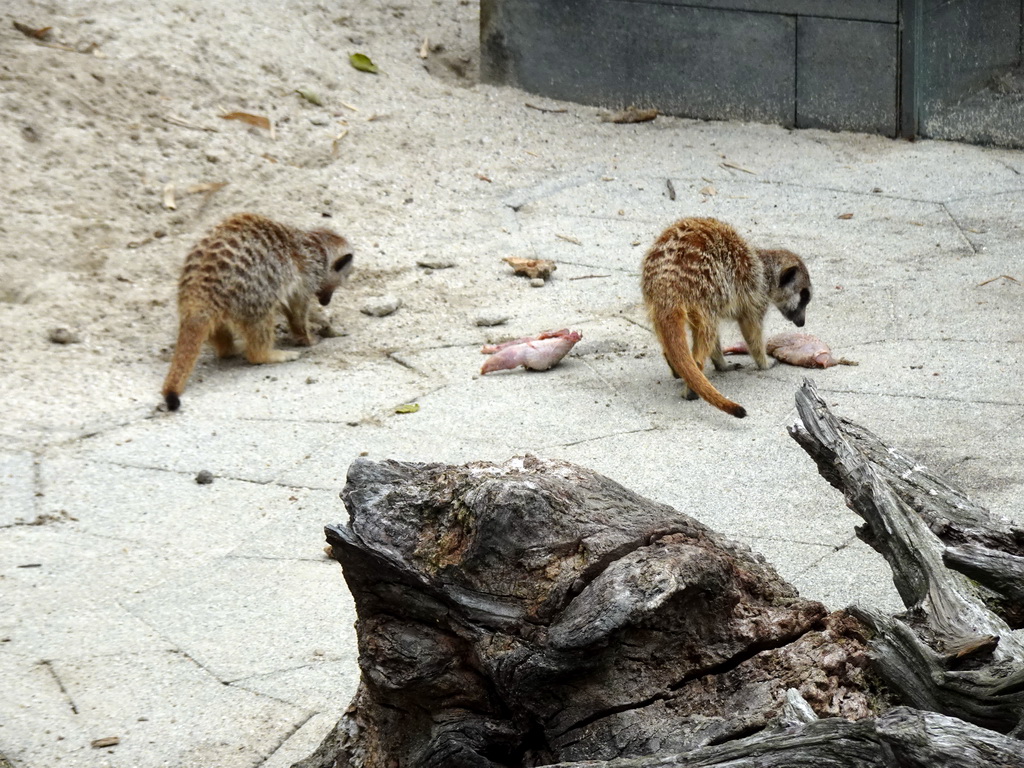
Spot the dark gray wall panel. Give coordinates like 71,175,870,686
797,17,898,135
617,0,898,23
918,0,1021,110
482,0,796,125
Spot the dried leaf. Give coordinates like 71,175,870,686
295,88,325,106
475,173,492,183
601,107,658,124
219,111,272,131
331,128,349,157
162,183,176,211
837,212,854,220
419,36,430,59
164,115,219,133
699,185,717,196
91,737,120,749
720,161,756,174
555,233,582,246
13,21,52,39
525,103,568,114
503,257,556,279
349,53,379,74
395,403,420,414
978,274,1019,287
186,181,229,195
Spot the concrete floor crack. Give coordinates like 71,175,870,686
39,660,79,715
254,712,318,766
940,202,980,255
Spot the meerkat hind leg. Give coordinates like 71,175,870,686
211,323,243,358
242,316,300,364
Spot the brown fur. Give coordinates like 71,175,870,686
640,217,812,418
161,213,353,411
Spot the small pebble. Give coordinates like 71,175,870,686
360,296,401,317
48,327,80,345
474,314,509,327
416,257,455,269
529,278,546,288
195,470,214,485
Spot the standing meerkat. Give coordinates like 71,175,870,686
640,217,812,418
161,212,353,411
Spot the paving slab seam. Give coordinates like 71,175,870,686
386,351,426,374
502,163,609,211
253,712,318,768
813,386,1024,408
677,177,1020,206
786,535,862,580
939,203,981,254
747,535,853,550
848,338,1023,346
548,426,660,450
224,554,330,564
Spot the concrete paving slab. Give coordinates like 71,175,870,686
789,536,906,617
231,489,349,561
259,713,344,768
0,525,180,655
0,452,37,527
176,358,426,423
551,425,856,550
278,420,521,490
810,391,1024,523
0,654,94,768
45,651,308,768
66,417,347,485
745,535,903,615
38,456,310,555
233,660,358,717
121,558,355,683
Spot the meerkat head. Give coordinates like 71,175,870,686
759,248,812,327
309,230,354,306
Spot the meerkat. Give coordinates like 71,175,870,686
161,212,353,411
640,217,812,418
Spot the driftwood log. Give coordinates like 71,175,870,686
295,379,1024,767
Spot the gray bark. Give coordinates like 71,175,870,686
294,380,1024,767
790,378,1024,736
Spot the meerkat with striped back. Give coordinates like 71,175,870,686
640,217,811,418
161,213,353,411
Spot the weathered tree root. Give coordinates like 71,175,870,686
791,378,1024,736
295,380,1024,767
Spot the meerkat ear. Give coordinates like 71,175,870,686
332,252,353,272
779,265,800,286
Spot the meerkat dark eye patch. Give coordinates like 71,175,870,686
799,287,811,307
332,253,353,272
780,266,800,286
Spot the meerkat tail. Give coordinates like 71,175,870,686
162,312,215,411
653,306,747,419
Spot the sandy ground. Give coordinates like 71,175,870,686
1,0,562,443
